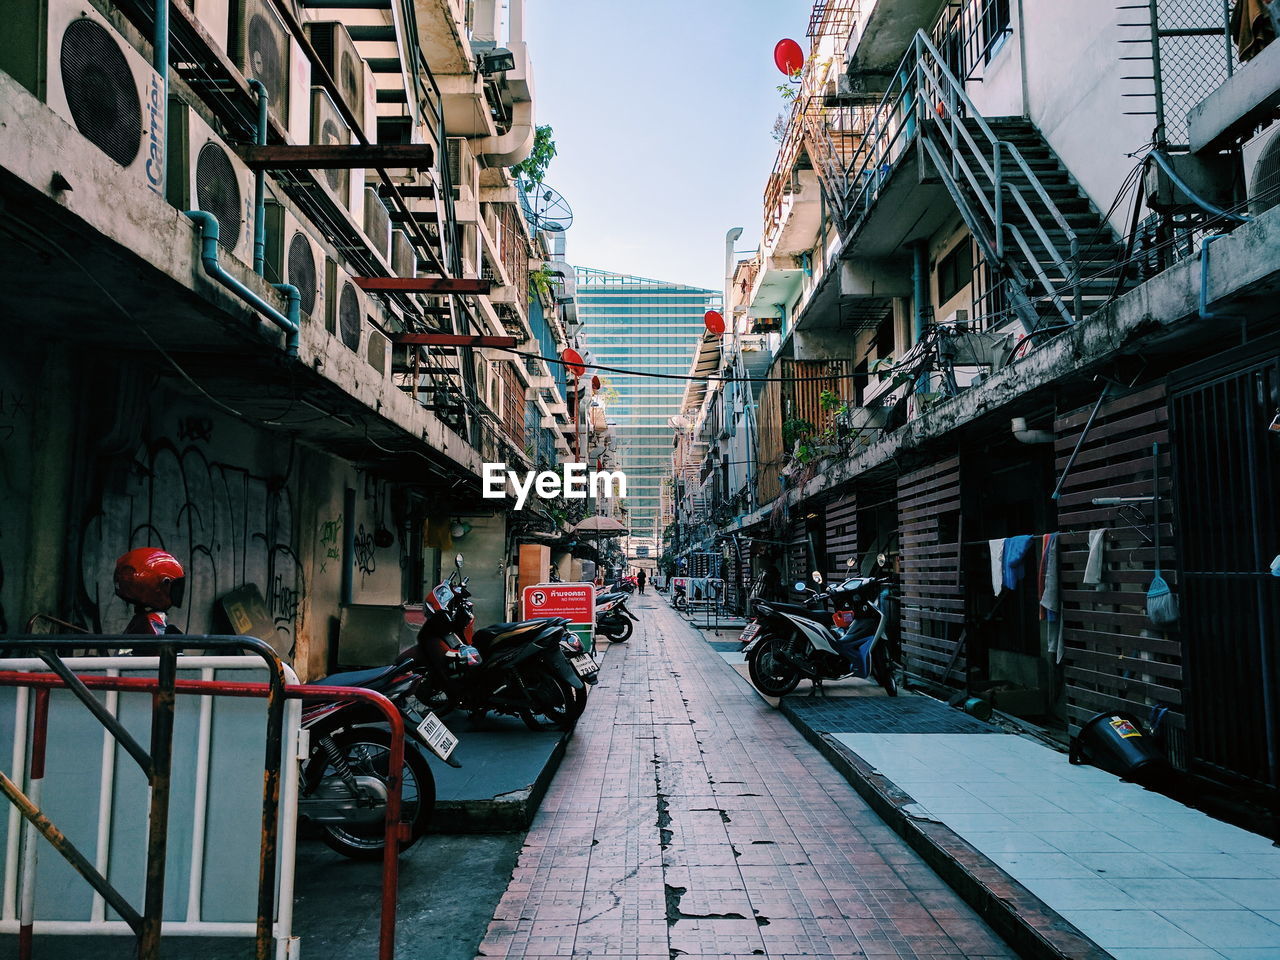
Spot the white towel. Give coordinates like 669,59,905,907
989,539,1005,596
1083,529,1105,586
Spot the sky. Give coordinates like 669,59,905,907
524,0,814,291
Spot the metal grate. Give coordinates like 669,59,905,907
195,143,243,254
60,18,142,167
287,231,318,315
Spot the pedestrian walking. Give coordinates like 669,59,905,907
637,568,647,594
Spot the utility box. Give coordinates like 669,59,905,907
518,543,551,591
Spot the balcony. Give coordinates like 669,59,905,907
846,0,945,83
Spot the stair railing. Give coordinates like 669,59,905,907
840,29,1086,329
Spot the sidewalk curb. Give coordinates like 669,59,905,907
431,732,569,833
778,699,1110,960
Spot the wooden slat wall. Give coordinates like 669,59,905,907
898,457,965,684
781,358,857,429
501,362,527,451
1054,383,1184,761
826,493,858,581
758,376,784,505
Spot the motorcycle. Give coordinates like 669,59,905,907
742,560,899,699
300,660,461,860
596,590,638,643
416,555,594,730
670,580,688,611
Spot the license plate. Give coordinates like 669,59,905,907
570,653,598,677
740,623,760,643
416,710,458,762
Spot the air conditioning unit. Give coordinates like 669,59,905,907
332,268,367,353
363,186,391,262
189,0,231,53
367,328,389,375
167,99,253,260
1244,122,1280,217
391,229,417,278
446,137,477,202
310,86,364,222
303,21,375,141
6,0,167,197
264,205,326,320
230,0,308,139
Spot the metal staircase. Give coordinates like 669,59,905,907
842,30,1132,335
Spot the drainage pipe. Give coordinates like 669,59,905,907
248,80,269,277
911,240,929,341
1149,151,1251,224
153,0,168,196
185,211,300,356
1199,233,1231,322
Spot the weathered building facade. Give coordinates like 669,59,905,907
0,0,580,674
667,0,1280,813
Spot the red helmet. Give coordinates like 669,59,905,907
114,548,185,611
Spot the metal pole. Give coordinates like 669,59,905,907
16,688,48,960
139,644,178,958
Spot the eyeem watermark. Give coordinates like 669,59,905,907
482,463,627,510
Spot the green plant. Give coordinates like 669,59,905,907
529,263,556,303
782,417,815,450
511,124,557,185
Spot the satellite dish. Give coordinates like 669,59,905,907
774,39,804,76
704,310,725,335
668,415,690,430
562,348,587,378
519,181,574,231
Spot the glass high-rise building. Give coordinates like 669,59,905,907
575,268,719,549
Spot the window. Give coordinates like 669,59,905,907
937,240,973,306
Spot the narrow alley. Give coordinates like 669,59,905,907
477,594,1014,960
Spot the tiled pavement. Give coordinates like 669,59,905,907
476,595,1014,959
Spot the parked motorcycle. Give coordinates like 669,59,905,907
670,581,688,611
416,555,594,730
300,660,459,860
742,561,899,698
596,590,638,643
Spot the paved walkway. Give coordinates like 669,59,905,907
477,594,1013,959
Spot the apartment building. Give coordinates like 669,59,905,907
0,0,579,673
667,0,1280,817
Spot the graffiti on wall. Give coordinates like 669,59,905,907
79,438,304,653
318,516,342,574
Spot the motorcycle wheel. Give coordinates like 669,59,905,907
673,595,687,611
872,646,899,698
748,636,802,697
319,727,435,861
605,619,633,643
519,668,583,732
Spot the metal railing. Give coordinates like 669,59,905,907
0,638,413,960
838,29,1085,330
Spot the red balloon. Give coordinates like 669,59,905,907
591,375,601,391
774,38,804,77
562,348,587,378
704,310,725,336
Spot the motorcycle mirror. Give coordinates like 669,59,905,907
811,571,824,584
454,553,464,569
877,553,888,568
793,581,808,593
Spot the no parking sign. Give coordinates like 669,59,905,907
522,582,595,651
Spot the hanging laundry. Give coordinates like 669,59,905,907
1039,533,1061,620
1002,535,1036,591
988,539,1005,596
1083,528,1106,586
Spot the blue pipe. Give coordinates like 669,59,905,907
1199,233,1230,322
248,79,268,276
153,0,168,195
185,211,300,356
1150,151,1251,224
911,240,929,341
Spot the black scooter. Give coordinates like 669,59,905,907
596,590,638,643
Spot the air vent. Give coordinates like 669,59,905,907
287,232,318,315
234,0,290,129
338,281,361,350
391,229,416,278
363,187,391,261
195,142,243,253
304,22,366,132
311,87,350,203
60,18,142,166
1249,127,1280,216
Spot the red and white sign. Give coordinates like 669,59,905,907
522,583,595,623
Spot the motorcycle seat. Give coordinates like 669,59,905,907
765,602,835,627
472,618,564,651
313,663,401,690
